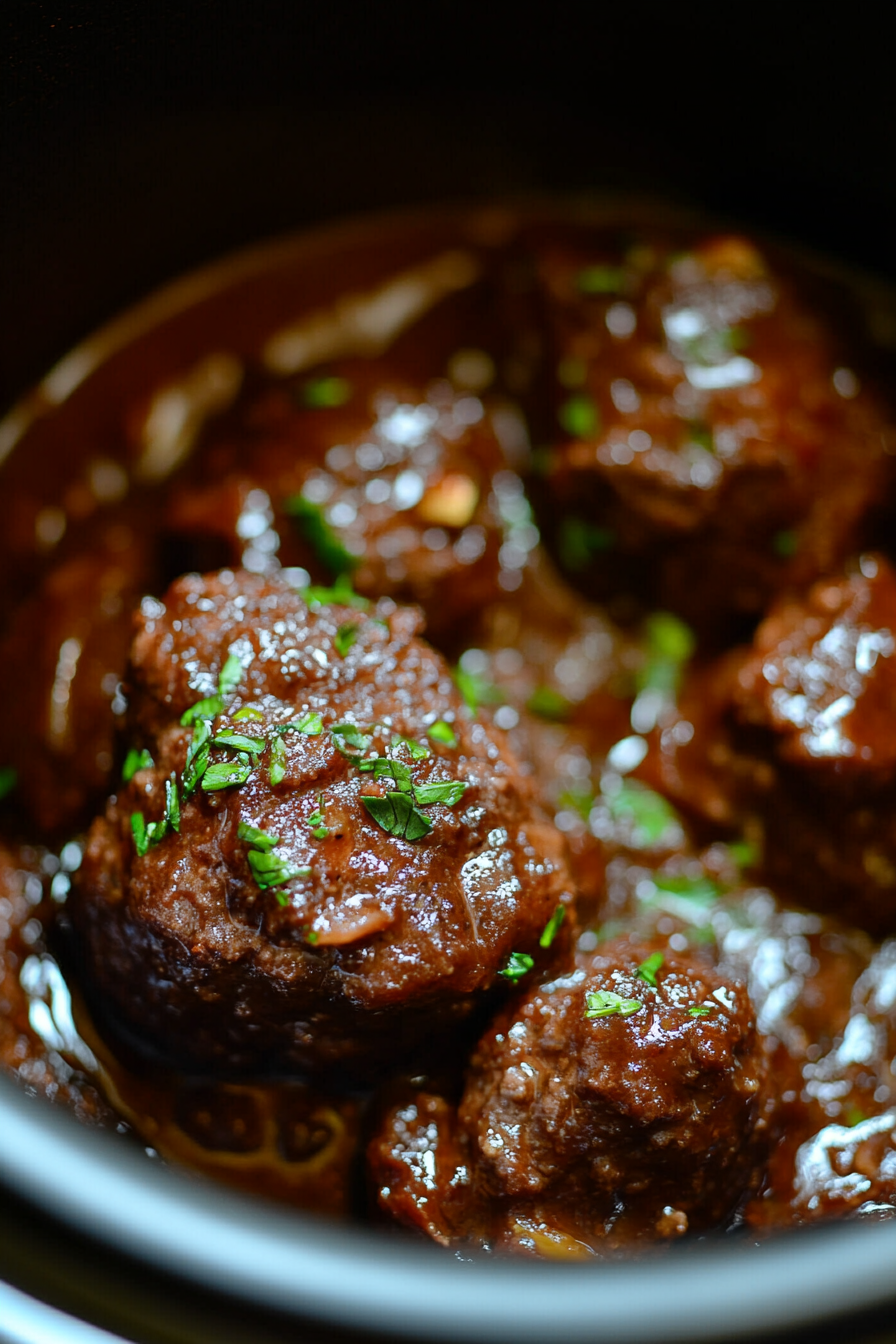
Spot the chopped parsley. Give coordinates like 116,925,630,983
181,695,225,727
427,720,457,748
122,748,154,781
212,731,265,755
500,951,535,982
635,951,664,987
412,779,467,807
585,990,642,1019
688,1004,714,1017
359,757,414,790
276,711,324,737
526,686,573,722
361,791,433,841
306,796,329,839
637,611,695,697
285,496,359,578
300,575,369,610
183,719,212,796
330,722,373,758
539,905,565,949
557,788,594,822
232,706,264,722
217,653,244,698
247,849,311,890
557,517,615,571
269,735,288,787
392,734,430,760
201,759,254,791
130,811,167,857
650,873,721,906
299,375,353,409
164,774,181,832
453,665,503,713
334,622,359,657
237,822,279,851
558,393,600,439
604,780,681,848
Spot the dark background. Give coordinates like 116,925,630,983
3,3,896,412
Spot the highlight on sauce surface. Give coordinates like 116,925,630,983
3,202,896,1257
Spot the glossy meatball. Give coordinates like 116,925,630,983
70,569,575,1077
371,937,766,1254
530,227,896,637
162,360,535,641
643,554,896,931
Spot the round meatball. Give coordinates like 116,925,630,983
162,360,534,641
70,569,575,1077
371,937,767,1254
530,226,896,637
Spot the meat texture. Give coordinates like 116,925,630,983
371,936,766,1256
162,360,535,642
530,228,895,637
70,569,574,1076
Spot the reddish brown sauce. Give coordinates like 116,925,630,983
3,202,896,1253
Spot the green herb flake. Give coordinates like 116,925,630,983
181,695,224,727
453,666,503,713
605,780,681,848
273,889,292,908
183,719,212,796
558,393,600,440
577,264,628,295
585,990,643,1019
286,496,359,579
130,810,168,857
688,1004,714,1017
218,654,245,697
557,517,615,571
275,711,324,737
232,706,264,722
247,849,311,891
557,788,595,823
165,775,181,833
122,748,154,782
427,721,457,748
500,951,535,982
305,927,320,945
300,575,370,610
637,611,695,696
846,1104,867,1128
412,779,467,807
212,731,266,756
651,873,721,906
393,734,430,760
358,757,414,792
306,795,329,840
300,375,353,409
331,722,373,758
526,686,573,722
539,905,566,949
635,951,664,987
238,822,280,852
773,529,798,559
269,735,288,787
334,622,359,657
361,792,433,842
201,760,254,791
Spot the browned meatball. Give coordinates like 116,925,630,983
163,360,535,641
643,554,896,931
371,936,766,1255
0,542,149,834
70,569,575,1077
530,228,896,637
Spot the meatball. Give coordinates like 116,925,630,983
371,937,766,1254
70,569,575,1076
0,542,148,834
530,228,896,637
644,554,896,931
162,360,534,641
